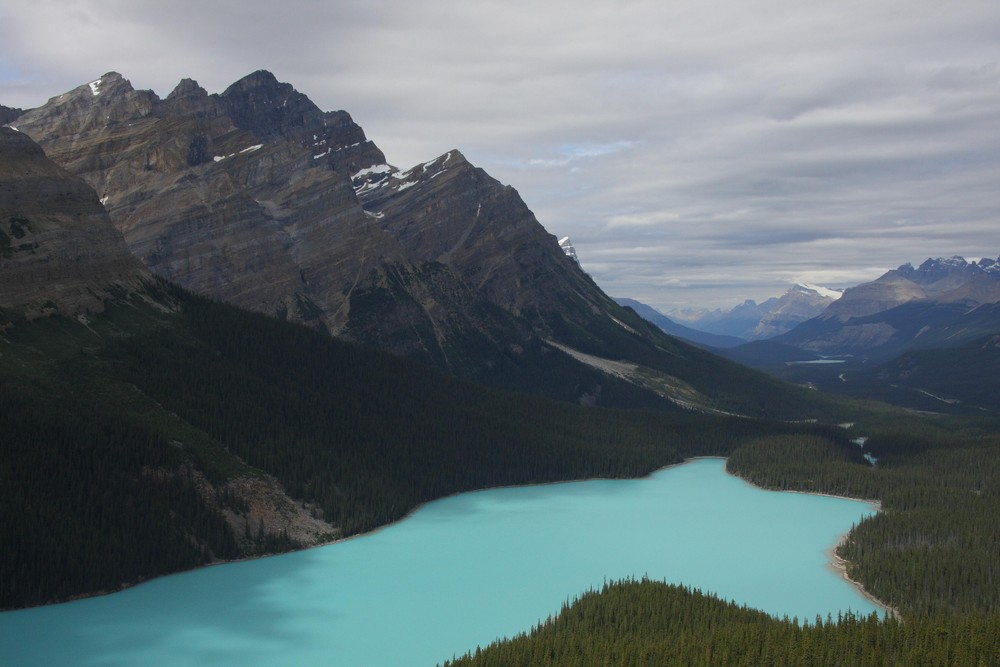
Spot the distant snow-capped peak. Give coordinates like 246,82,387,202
795,283,843,300
559,237,579,264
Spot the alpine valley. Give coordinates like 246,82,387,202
704,256,1000,414
3,72,1000,665
620,255,1000,414
1,71,832,610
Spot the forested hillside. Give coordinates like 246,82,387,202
443,417,1000,665
444,579,1000,667
0,286,825,610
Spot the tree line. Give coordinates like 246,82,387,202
0,291,815,609
442,578,1000,667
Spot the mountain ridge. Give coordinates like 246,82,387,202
775,255,1000,357
658,283,840,341
6,69,828,416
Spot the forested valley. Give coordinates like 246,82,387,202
0,286,820,610
4,284,1000,666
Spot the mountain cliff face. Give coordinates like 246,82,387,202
0,126,150,316
6,70,828,416
12,72,393,330
2,73,639,401
12,72,555,374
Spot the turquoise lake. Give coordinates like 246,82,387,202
0,458,880,666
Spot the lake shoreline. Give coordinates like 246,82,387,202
3,455,895,622
827,538,900,620
721,468,895,620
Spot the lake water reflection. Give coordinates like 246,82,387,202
0,458,879,666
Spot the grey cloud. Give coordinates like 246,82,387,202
1,0,998,312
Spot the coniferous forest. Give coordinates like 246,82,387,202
445,422,1000,665
443,579,1000,667
0,286,806,609
3,285,1000,665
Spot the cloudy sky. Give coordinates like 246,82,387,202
2,0,998,312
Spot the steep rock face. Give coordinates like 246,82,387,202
10,72,630,372
0,127,149,316
12,71,410,335
356,150,612,330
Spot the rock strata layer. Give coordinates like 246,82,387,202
9,72,643,381
0,126,149,316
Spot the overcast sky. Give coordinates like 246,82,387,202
2,0,998,312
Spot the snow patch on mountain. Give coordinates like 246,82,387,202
353,163,395,179
797,283,843,300
559,237,579,264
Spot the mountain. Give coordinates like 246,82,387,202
6,70,827,417
820,256,998,322
679,299,775,339
774,256,1000,358
849,333,1000,413
0,126,150,315
0,105,22,125
668,283,840,340
1,127,844,609
722,256,1000,412
752,283,843,338
614,297,745,348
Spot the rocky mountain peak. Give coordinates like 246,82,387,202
163,78,221,120
217,69,324,141
211,71,378,173
750,284,841,338
819,254,1000,322
14,71,158,146
1,104,23,125
10,71,752,411
979,257,1000,274
898,256,979,284
168,78,207,99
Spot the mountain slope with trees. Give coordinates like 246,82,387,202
7,71,830,415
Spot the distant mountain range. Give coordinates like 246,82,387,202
621,283,842,344
713,256,1000,413
613,297,745,348
617,254,1000,413
773,256,1000,359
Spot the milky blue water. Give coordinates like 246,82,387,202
0,458,879,666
